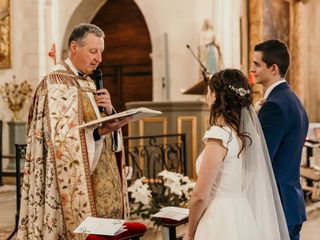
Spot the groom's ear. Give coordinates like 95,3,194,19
270,64,280,76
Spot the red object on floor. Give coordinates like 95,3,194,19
86,222,147,240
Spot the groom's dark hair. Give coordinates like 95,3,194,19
254,39,290,78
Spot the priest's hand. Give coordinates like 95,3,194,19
95,88,113,115
97,117,132,136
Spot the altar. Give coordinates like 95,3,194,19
126,100,209,179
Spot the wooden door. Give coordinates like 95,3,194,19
91,0,152,112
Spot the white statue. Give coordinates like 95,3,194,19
198,19,223,80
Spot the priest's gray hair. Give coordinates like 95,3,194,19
68,23,105,48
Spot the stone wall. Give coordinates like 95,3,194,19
0,0,244,154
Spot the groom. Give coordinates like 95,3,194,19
251,39,308,240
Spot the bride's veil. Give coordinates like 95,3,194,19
240,106,290,240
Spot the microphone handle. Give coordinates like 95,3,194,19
91,69,106,113
186,45,209,77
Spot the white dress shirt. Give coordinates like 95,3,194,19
264,79,287,100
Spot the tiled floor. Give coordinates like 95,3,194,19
0,184,319,240
0,186,16,240
301,202,320,240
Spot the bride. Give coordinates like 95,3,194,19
183,69,290,240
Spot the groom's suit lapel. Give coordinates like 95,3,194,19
266,82,289,101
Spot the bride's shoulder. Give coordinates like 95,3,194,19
207,125,232,134
203,125,233,146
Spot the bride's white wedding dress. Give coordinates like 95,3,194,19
193,107,290,240
194,126,259,240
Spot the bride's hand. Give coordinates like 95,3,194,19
183,233,194,240
254,97,265,112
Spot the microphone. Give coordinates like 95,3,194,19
90,69,106,113
186,44,210,82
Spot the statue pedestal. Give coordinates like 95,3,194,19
7,121,27,169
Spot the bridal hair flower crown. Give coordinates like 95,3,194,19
228,85,250,97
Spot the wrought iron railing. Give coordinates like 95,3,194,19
123,133,186,188
7,144,27,240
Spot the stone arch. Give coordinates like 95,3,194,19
61,0,107,59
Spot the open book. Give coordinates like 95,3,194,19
77,107,162,128
74,217,126,236
152,206,189,221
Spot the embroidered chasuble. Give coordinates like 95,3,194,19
17,62,129,240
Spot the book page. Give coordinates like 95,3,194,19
74,217,126,236
77,107,162,129
152,206,189,221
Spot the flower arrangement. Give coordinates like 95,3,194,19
128,170,195,225
0,75,33,121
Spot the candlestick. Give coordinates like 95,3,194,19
249,72,255,86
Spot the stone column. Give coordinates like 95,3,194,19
249,0,263,68
249,0,264,100
289,0,301,100
249,0,307,101
289,0,310,102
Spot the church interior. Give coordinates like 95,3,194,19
0,0,320,239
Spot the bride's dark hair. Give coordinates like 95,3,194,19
208,68,252,156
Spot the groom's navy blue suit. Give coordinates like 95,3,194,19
258,82,308,233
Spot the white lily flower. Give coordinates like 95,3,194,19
128,171,195,223
128,177,152,205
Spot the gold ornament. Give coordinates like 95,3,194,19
0,75,33,121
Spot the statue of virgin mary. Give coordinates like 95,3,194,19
198,19,223,80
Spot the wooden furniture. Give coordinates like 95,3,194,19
301,166,320,201
301,167,320,182
302,185,320,201
301,141,320,201
182,79,207,95
159,217,188,240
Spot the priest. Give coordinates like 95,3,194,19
17,23,130,240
